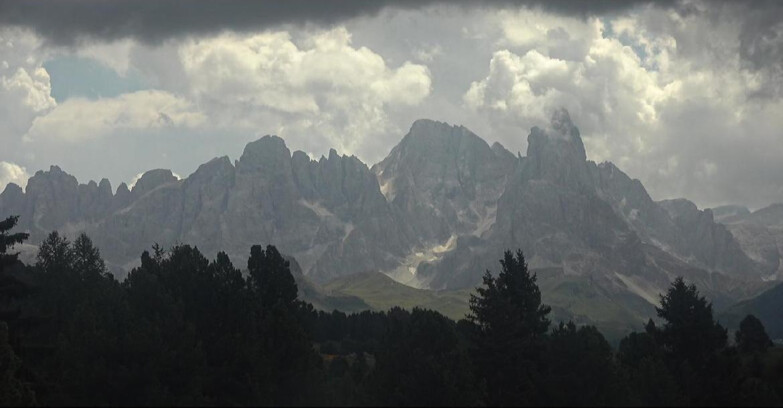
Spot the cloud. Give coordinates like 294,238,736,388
2,2,783,211
0,0,676,46
0,28,55,143
76,38,135,76
736,2,783,98
24,90,205,143
413,44,443,63
464,7,783,209
178,27,431,158
464,22,676,163
0,161,29,190
496,8,599,61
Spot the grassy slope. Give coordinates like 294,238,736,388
536,272,655,344
323,272,473,321
321,270,654,344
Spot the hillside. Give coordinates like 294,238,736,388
323,272,472,321
720,282,783,341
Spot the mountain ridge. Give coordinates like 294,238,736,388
2,110,779,334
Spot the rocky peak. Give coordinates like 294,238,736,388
401,119,479,152
24,166,79,204
551,107,584,151
19,165,81,235
527,108,586,163
28,165,79,189
78,179,114,220
0,183,25,216
711,205,751,223
291,151,317,200
229,135,297,224
491,141,516,161
657,198,759,274
376,119,500,185
659,198,704,222
238,135,291,172
182,157,235,200
746,203,783,227
190,156,234,179
112,182,133,210
98,178,113,197
292,147,383,212
408,118,455,134
1,182,23,197
116,182,131,197
523,109,590,188
132,169,178,196
373,118,516,244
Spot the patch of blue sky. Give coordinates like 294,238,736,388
601,17,654,70
44,56,148,102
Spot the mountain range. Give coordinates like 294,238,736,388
2,108,782,337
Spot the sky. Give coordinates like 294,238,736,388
0,0,782,210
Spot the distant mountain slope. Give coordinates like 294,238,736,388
717,203,783,279
720,282,783,341
1,109,776,333
1,138,413,283
711,205,751,223
399,111,764,322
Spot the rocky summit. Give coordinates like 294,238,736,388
1,109,778,331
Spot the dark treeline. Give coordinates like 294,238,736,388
1,214,783,406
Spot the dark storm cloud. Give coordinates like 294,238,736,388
736,1,783,98
0,0,675,45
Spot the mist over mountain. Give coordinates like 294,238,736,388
2,109,779,331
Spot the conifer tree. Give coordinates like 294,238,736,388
467,250,551,406
0,216,28,271
0,216,29,323
656,277,727,368
247,244,298,309
0,322,35,406
736,314,773,354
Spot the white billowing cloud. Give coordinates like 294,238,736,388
465,27,678,167
76,38,136,76
0,161,30,191
413,44,443,63
178,27,431,157
2,4,782,210
464,7,783,208
496,8,599,62
0,28,56,143
2,67,55,113
24,90,206,143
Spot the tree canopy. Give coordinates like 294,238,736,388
1,218,783,406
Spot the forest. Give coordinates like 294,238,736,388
1,214,782,406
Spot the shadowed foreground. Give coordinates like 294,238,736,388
1,216,782,406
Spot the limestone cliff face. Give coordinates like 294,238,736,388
0,111,770,308
405,109,765,316
372,119,516,243
421,110,644,290
718,204,783,279
657,199,758,276
0,136,409,282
